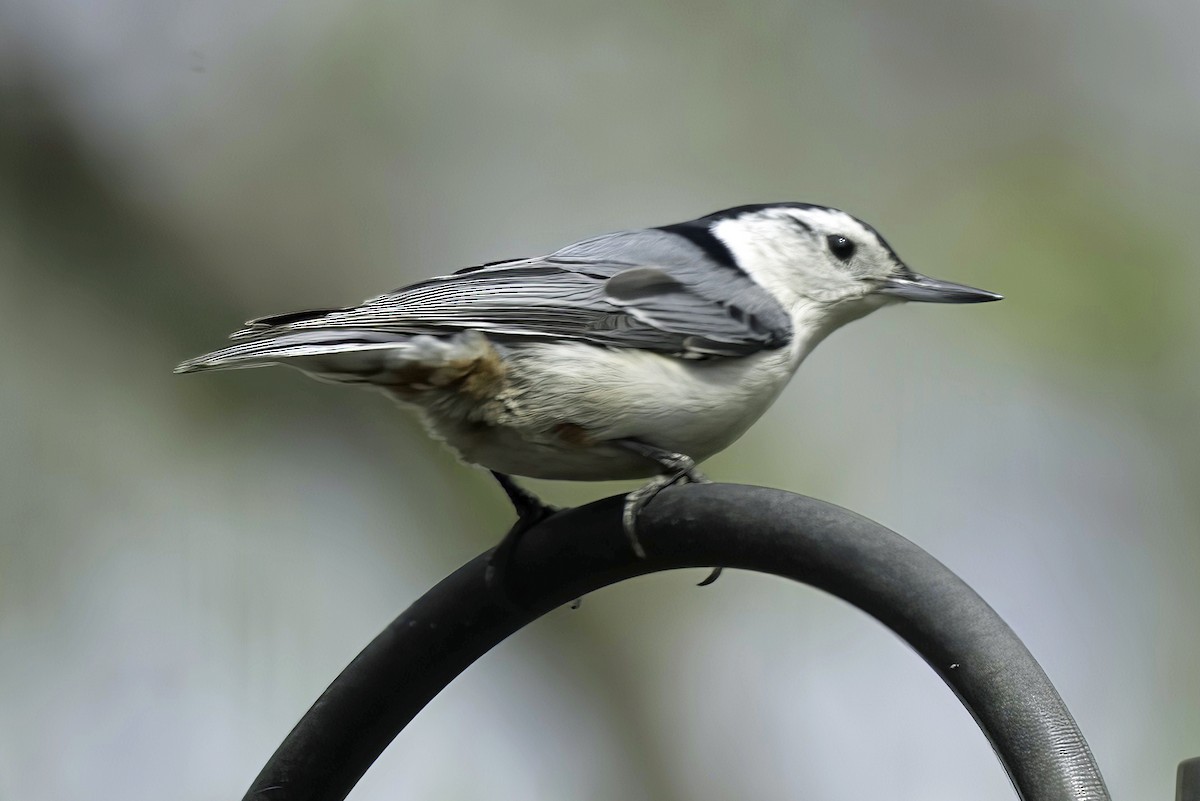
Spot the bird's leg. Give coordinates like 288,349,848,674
486,471,558,591
613,440,722,586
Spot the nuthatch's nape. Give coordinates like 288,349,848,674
177,203,1001,586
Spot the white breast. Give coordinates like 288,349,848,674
417,337,808,481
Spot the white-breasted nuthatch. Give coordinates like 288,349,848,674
177,203,1000,585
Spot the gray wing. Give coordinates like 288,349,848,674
235,229,793,358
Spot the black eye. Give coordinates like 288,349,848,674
827,235,856,261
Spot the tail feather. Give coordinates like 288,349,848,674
174,330,409,374
175,330,501,401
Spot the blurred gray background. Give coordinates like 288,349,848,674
2,1,1198,799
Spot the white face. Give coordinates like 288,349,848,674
710,205,908,312
708,204,1000,344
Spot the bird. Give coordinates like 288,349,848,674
176,202,1001,588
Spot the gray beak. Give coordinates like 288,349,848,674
876,271,1003,304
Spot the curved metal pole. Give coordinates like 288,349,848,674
240,484,1111,801
1179,758,1200,801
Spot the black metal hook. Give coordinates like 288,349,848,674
240,484,1113,801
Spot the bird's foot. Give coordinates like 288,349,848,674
614,441,721,585
486,472,559,595
622,473,683,559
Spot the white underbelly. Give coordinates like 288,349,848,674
417,341,803,481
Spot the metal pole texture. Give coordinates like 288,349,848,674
1179,757,1200,801
240,483,1111,801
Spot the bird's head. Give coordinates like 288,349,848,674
700,203,1001,331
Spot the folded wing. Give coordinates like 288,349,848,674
231,230,793,359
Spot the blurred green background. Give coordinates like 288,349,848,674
2,1,1197,799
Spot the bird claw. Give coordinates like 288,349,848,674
486,472,558,596
489,456,723,596
622,471,723,586
621,455,711,559
610,441,723,586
